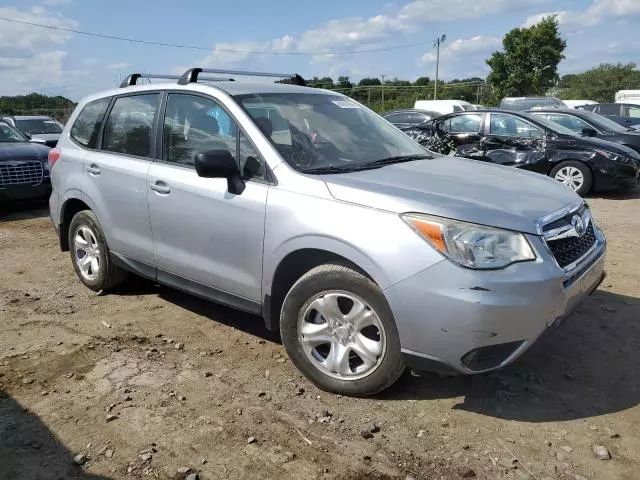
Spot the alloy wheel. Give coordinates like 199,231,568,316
74,225,101,281
554,166,584,192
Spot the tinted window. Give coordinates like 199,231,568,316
490,113,542,138
442,114,482,133
545,114,592,133
163,93,237,167
500,97,565,111
596,104,619,116
409,112,429,124
102,94,159,157
0,123,26,142
384,112,413,124
70,98,110,148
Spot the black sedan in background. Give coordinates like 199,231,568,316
414,110,639,196
0,121,51,203
576,103,640,129
383,108,441,129
528,108,640,155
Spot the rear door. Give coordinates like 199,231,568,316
482,112,547,171
83,92,160,266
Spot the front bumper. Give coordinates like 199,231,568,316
385,227,606,374
594,161,639,191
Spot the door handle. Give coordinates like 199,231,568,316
150,181,170,195
87,164,101,175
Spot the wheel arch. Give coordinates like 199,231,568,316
59,195,92,251
263,242,387,332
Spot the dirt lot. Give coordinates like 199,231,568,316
1,192,639,480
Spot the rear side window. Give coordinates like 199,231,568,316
596,104,619,116
70,98,110,148
442,114,482,133
102,94,159,157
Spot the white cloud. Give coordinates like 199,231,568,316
524,0,640,28
421,36,501,63
108,62,130,70
0,6,78,95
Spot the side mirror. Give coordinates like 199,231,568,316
581,127,598,137
194,149,245,195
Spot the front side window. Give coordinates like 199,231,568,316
596,104,619,116
443,114,482,133
625,106,640,118
71,98,111,148
235,93,426,171
163,94,237,167
545,114,593,134
384,113,412,124
102,94,159,157
489,113,542,138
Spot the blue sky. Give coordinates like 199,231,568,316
0,0,639,99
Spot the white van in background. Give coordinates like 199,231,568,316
615,90,640,105
413,99,477,115
563,99,597,109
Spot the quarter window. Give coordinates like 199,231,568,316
70,98,110,148
489,113,541,138
626,106,640,118
102,94,159,157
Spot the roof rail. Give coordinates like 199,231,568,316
177,68,306,86
119,73,236,88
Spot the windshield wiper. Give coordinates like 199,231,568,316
300,165,365,174
357,154,433,168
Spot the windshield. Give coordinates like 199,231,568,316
521,113,578,136
234,92,427,172
0,123,27,142
15,118,63,135
502,97,565,111
580,112,628,132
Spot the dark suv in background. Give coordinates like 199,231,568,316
418,109,639,196
576,103,640,129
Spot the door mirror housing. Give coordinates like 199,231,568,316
194,149,245,195
581,127,598,137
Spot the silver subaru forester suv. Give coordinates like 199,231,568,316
49,68,606,396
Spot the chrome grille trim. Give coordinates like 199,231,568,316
0,161,44,187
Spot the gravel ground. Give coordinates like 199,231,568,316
1,191,639,480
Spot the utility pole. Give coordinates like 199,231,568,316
380,75,386,111
433,34,446,100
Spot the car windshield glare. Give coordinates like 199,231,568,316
522,114,577,137
234,92,427,171
15,119,63,135
0,123,26,142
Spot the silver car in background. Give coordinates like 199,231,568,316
48,69,606,396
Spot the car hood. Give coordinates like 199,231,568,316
0,142,50,160
322,156,579,235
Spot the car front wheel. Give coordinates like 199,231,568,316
280,264,405,396
550,161,593,196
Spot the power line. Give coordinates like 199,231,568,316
0,16,426,56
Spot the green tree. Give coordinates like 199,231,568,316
336,76,353,89
486,16,566,100
414,76,431,86
358,77,381,87
557,63,640,103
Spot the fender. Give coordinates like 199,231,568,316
262,234,392,299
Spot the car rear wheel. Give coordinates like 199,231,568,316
68,210,127,292
280,264,405,396
550,161,593,196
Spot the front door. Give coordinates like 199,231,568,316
147,92,268,307
436,113,485,157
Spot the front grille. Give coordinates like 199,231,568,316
547,222,596,268
0,161,44,187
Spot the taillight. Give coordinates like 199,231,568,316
48,148,61,169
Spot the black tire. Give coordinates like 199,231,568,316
68,210,127,292
549,160,593,197
280,264,405,397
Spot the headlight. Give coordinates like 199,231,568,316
596,150,632,165
402,213,536,269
